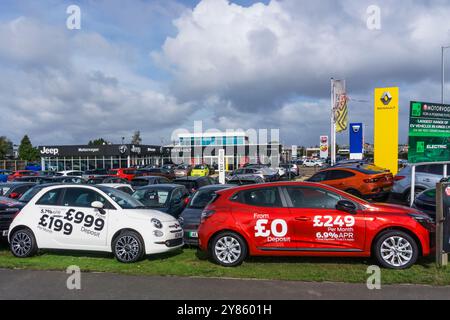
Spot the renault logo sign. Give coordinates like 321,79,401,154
380,92,393,106
352,125,361,133
119,145,128,154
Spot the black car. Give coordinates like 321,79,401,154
131,176,171,188
173,176,216,194
132,184,189,218
413,188,436,217
179,184,234,246
0,196,24,238
12,176,54,184
86,175,129,185
0,182,36,199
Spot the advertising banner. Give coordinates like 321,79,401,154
374,87,399,175
320,136,329,159
349,123,364,160
218,149,226,184
333,80,348,133
408,101,450,164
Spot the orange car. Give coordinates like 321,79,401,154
307,166,393,200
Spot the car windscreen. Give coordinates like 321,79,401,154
132,188,170,208
19,186,45,203
189,189,222,209
194,165,206,170
131,179,150,187
97,186,144,209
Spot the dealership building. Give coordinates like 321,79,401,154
39,131,281,171
39,144,166,171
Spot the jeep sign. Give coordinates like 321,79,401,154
40,147,59,156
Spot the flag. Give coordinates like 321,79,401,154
333,80,349,133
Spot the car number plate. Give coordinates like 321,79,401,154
189,231,198,238
175,232,183,238
2,230,8,237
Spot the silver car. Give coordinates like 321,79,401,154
391,163,448,203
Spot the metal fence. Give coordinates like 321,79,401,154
0,160,29,171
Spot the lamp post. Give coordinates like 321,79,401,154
442,46,450,104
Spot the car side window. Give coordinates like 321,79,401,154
172,189,183,201
62,188,110,208
234,187,283,208
327,170,355,180
117,187,133,195
308,172,327,182
36,189,63,206
285,186,342,209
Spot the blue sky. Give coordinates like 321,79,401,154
0,0,449,147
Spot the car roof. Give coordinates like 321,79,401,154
198,184,234,191
136,184,184,190
133,176,163,180
175,176,208,181
98,183,132,188
0,182,36,187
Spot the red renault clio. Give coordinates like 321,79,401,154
198,182,434,269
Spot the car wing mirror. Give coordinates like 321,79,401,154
91,201,104,209
336,200,357,214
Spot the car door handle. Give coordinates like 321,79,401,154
295,217,311,221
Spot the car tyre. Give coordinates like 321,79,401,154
404,187,425,204
374,230,418,270
210,232,247,267
113,231,145,263
10,228,38,258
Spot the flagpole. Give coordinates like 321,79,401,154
331,78,336,166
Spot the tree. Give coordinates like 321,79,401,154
0,136,13,160
88,138,109,146
18,135,40,161
131,131,142,145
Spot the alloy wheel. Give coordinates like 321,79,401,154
11,231,33,257
214,236,242,265
380,236,413,268
115,236,140,262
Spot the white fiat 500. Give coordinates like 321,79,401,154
8,185,183,263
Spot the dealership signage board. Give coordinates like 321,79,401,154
408,101,450,164
374,87,399,175
218,149,226,184
292,145,298,160
349,123,364,160
320,136,329,159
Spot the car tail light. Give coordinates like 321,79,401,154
364,178,380,183
9,192,19,199
394,175,406,181
201,209,216,223
184,197,190,206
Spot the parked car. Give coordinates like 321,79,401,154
227,175,265,185
413,188,436,217
240,165,279,182
198,182,433,269
173,177,215,194
17,183,62,204
281,164,300,177
392,164,448,203
48,176,86,184
0,170,12,183
137,168,176,181
303,159,323,167
179,185,235,246
307,167,393,201
132,184,189,218
108,168,139,181
56,170,84,177
82,169,109,180
190,164,211,177
86,176,129,185
7,170,38,182
98,183,135,195
0,182,36,199
131,176,171,188
12,176,55,184
8,185,183,263
0,196,25,238
227,168,265,181
37,171,58,177
174,165,192,178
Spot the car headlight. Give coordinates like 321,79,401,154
151,218,163,229
408,213,435,231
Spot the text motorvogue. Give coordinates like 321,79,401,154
78,148,100,153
